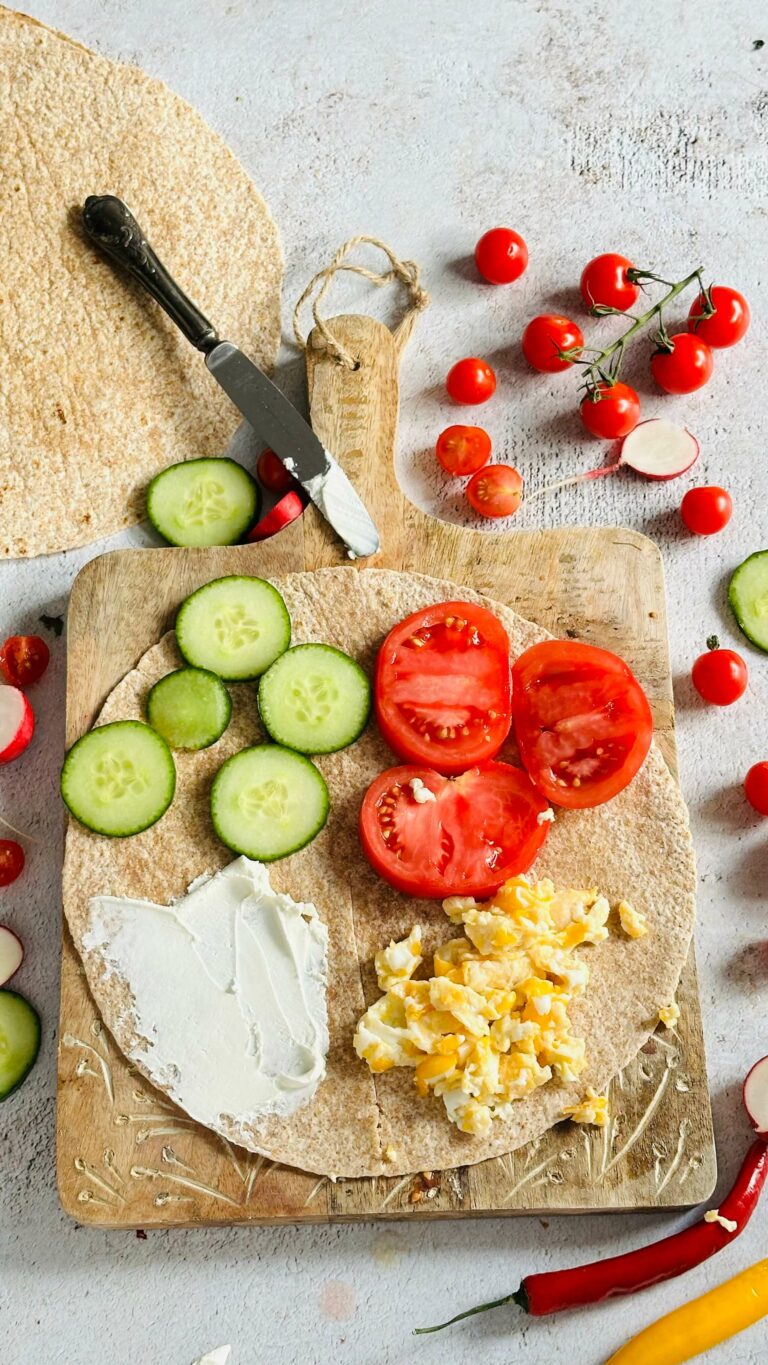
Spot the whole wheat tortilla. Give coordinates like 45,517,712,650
0,6,282,558
63,569,697,1177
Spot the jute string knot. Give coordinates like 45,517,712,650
292,234,429,368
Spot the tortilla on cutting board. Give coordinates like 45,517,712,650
0,6,282,558
63,569,697,1179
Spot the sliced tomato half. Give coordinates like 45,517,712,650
374,601,511,775
512,640,653,809
359,762,551,899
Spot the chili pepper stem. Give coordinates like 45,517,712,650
413,1288,526,1334
526,462,621,502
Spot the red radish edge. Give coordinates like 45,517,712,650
247,489,307,543
0,687,34,764
619,418,700,481
0,925,24,987
744,1056,768,1137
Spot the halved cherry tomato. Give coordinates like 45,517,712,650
435,425,491,476
466,464,523,519
446,357,496,405
0,840,24,887
512,640,653,809
474,227,528,285
651,334,713,394
257,448,295,494
0,636,50,688
375,601,511,775
522,315,584,373
692,645,747,706
680,486,732,536
580,382,640,440
745,762,768,816
359,762,550,898
247,489,307,542
580,253,639,313
688,287,750,348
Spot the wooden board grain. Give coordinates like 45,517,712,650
57,316,715,1227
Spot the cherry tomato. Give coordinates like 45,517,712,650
745,762,768,816
0,636,50,688
374,601,512,775
474,227,528,285
522,315,584,373
688,287,750,348
651,334,713,394
580,254,639,313
466,464,523,518
512,640,653,809
680,486,732,536
0,840,24,887
435,425,492,476
692,644,747,706
359,762,550,899
257,448,295,495
580,382,640,440
446,357,496,405
246,489,306,542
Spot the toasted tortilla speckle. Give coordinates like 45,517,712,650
63,569,697,1177
0,5,282,558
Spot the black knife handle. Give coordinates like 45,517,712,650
82,195,219,353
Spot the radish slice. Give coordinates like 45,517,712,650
620,418,700,480
0,687,34,764
0,925,24,986
247,489,307,543
744,1056,768,1136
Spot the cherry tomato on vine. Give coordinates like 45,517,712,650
446,357,496,405
0,636,50,688
745,762,768,816
435,425,492,476
680,486,732,536
688,286,750,349
474,227,528,285
522,315,584,373
579,382,640,440
651,333,713,395
580,253,639,313
0,840,24,887
466,464,523,518
692,642,747,706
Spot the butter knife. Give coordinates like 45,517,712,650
81,195,380,559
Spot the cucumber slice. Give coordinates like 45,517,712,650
61,721,176,836
147,458,259,547
729,551,768,653
0,990,40,1099
258,644,371,754
147,668,232,750
211,744,329,860
176,576,290,681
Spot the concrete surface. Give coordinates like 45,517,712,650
2,1,767,1362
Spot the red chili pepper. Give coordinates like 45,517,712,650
415,1139,768,1334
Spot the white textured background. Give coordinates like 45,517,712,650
2,2,767,1362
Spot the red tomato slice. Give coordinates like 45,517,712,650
512,640,653,809
375,602,512,774
359,763,551,898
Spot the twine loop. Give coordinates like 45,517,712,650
292,234,429,368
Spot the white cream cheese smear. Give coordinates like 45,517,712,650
84,857,329,1127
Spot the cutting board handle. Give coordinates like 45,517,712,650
304,314,408,570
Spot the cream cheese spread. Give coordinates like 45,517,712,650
84,858,329,1128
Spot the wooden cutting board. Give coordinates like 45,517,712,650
57,315,715,1227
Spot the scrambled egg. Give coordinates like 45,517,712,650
354,875,639,1137
658,1001,680,1029
562,1087,609,1127
617,900,648,939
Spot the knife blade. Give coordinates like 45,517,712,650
81,195,380,559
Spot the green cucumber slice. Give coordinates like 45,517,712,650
147,458,259,547
0,990,41,1099
147,667,232,750
729,551,768,653
176,576,290,681
211,744,329,860
258,644,371,754
61,720,176,836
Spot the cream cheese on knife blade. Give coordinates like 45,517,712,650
84,858,329,1126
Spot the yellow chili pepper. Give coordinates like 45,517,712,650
606,1256,768,1363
